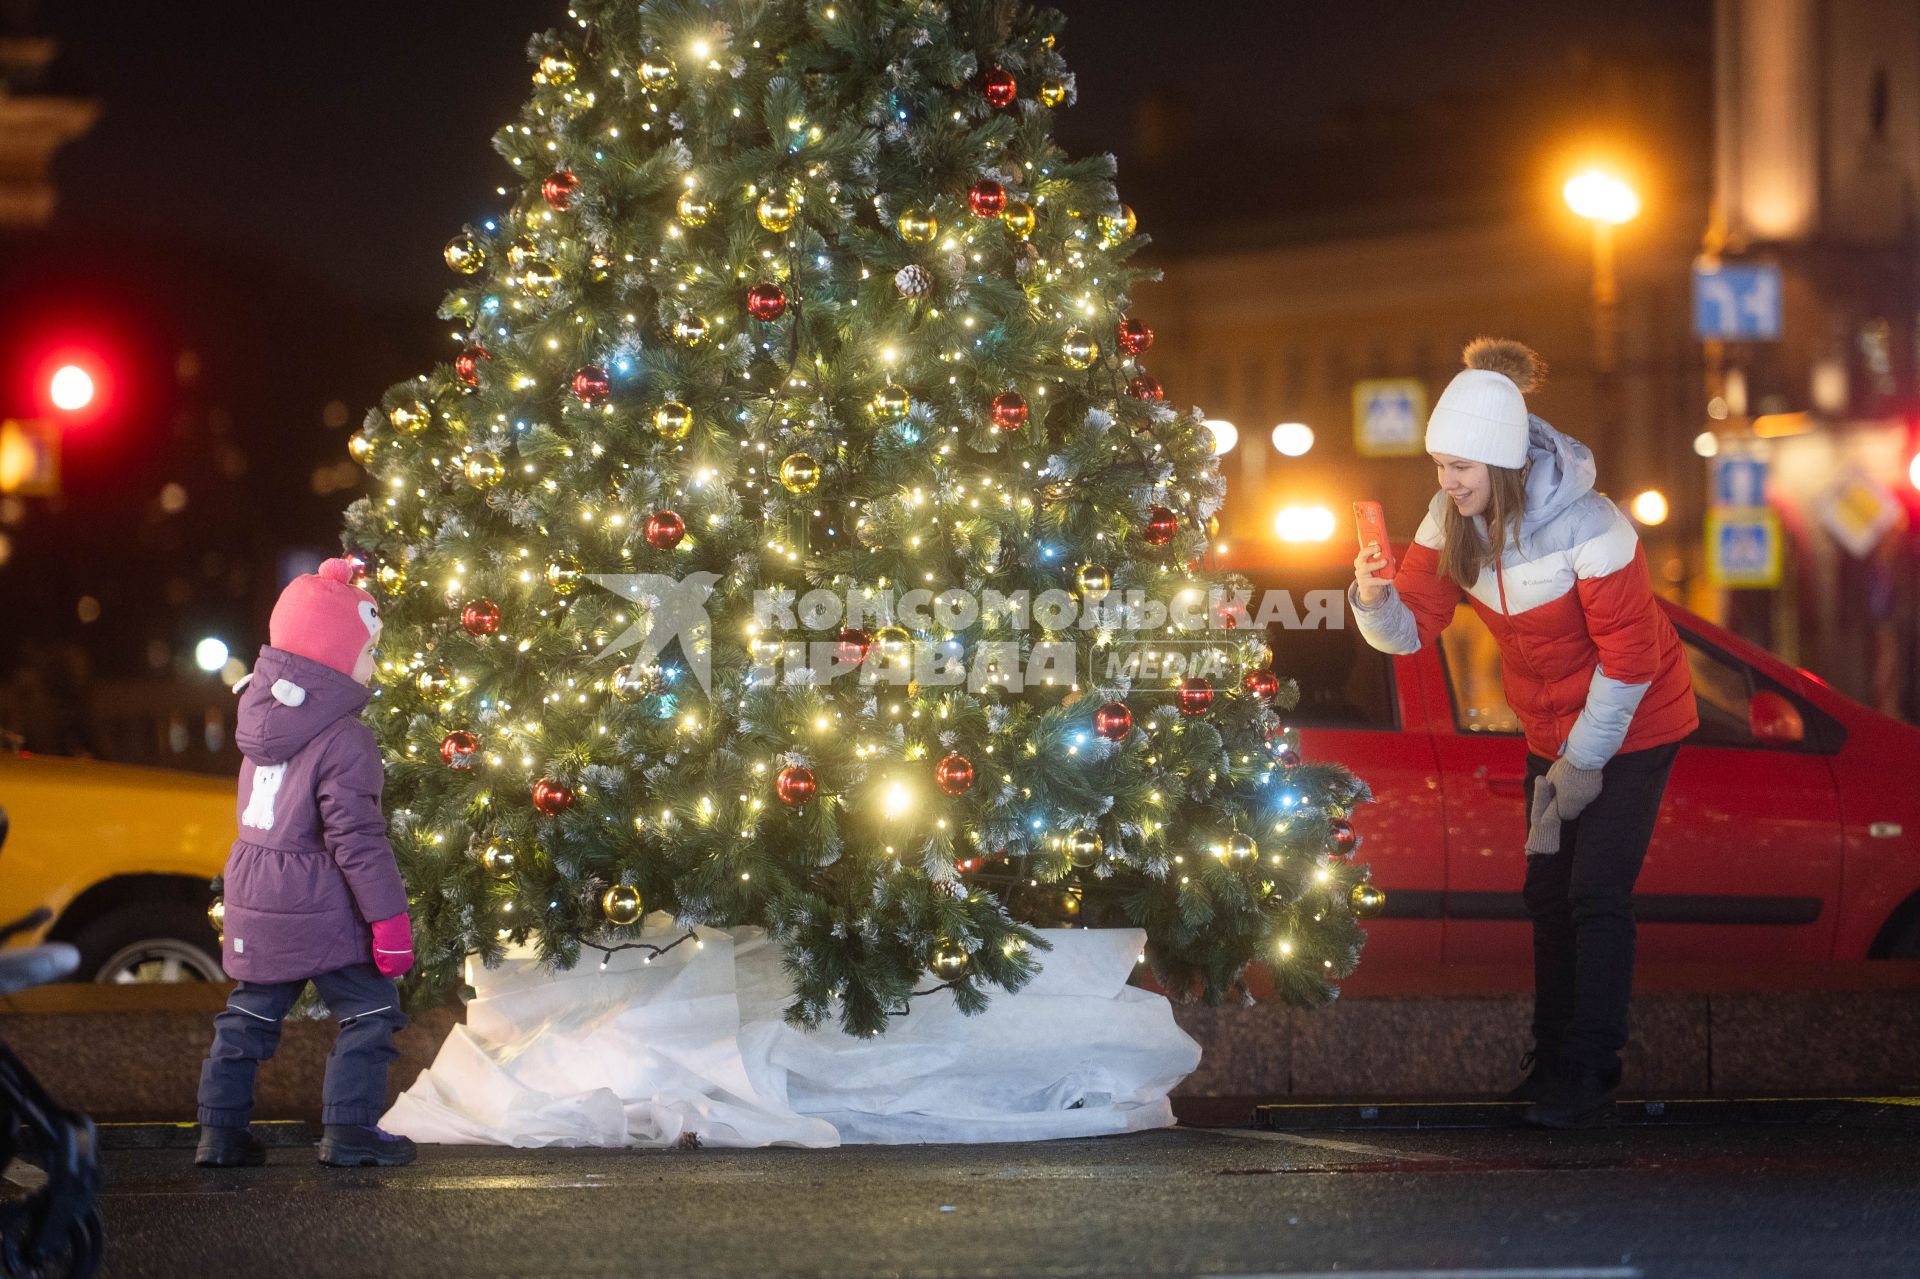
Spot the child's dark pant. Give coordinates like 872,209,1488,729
198,963,405,1128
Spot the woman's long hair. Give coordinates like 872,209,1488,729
1438,465,1529,591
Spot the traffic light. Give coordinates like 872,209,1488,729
34,348,110,424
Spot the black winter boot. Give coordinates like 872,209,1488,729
1524,1068,1618,1129
1500,1049,1559,1104
317,1124,418,1168
194,1125,267,1168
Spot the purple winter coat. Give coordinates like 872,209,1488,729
220,645,408,984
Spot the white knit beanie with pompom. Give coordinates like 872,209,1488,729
1424,338,1547,470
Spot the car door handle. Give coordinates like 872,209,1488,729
1473,764,1528,796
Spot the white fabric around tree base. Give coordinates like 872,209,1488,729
382,916,1201,1148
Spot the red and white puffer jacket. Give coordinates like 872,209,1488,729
1349,416,1697,767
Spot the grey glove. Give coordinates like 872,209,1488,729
1525,758,1605,856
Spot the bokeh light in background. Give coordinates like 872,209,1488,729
49,365,96,412
1201,419,1238,455
1631,489,1670,525
194,637,230,672
1271,423,1315,457
1274,505,1336,542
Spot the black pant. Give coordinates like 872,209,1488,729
198,963,405,1128
1521,741,1679,1083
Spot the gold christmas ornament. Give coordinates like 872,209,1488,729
1227,832,1257,860
1039,78,1068,107
482,843,516,878
675,191,711,226
896,209,938,244
779,452,821,494
602,884,644,926
539,53,577,86
756,194,797,233
507,235,540,270
463,451,505,489
673,315,710,344
389,400,432,434
638,58,677,90
1076,563,1112,598
873,625,912,660
546,554,582,594
1061,329,1099,370
1068,828,1103,868
347,433,374,464
869,384,912,420
521,259,560,297
443,233,486,275
1240,633,1273,669
376,562,406,594
928,938,972,980
207,896,225,938
1100,205,1138,243
1002,200,1037,239
415,665,452,698
654,401,694,439
1351,882,1387,919
588,250,613,282
612,662,666,701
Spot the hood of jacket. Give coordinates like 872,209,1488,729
1518,413,1597,530
234,645,371,766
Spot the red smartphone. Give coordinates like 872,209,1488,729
1353,501,1396,580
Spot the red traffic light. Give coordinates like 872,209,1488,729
33,348,111,423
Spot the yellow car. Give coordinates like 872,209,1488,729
0,744,232,983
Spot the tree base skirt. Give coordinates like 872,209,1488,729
382,916,1202,1148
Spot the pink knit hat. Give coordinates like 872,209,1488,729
269,557,382,676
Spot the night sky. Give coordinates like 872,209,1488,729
39,1,1709,309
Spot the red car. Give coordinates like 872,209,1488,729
1224,544,1920,979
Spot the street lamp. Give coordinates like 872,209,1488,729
1564,167,1640,429
1271,423,1315,457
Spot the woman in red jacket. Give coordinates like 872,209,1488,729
1349,338,1697,1128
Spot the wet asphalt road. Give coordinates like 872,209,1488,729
86,1123,1920,1279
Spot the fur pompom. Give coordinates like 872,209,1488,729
1462,338,1546,394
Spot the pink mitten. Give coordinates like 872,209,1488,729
370,914,414,978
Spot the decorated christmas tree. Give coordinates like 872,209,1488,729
340,0,1379,1037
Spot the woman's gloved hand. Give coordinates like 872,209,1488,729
1525,759,1605,856
370,913,414,978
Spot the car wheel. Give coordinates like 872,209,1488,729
73,903,225,984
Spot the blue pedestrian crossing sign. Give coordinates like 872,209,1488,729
1711,456,1769,509
1352,379,1427,458
1706,509,1781,589
1693,261,1782,341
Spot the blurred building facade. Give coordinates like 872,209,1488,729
1148,0,1920,720
0,3,97,226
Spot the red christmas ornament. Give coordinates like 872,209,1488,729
344,547,374,585
1277,746,1303,769
1244,669,1280,701
440,730,479,768
1127,374,1165,402
532,777,575,816
1331,818,1357,850
935,753,976,796
1142,505,1178,546
776,765,818,807
746,282,788,321
571,365,611,406
1177,677,1215,716
983,67,1017,108
542,169,579,211
1094,701,1133,742
461,599,501,636
1214,603,1240,631
454,346,490,388
1116,316,1154,355
991,391,1029,431
968,180,1007,217
836,628,872,666
645,510,686,550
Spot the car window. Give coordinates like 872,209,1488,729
1682,638,1757,746
1437,605,1523,735
1243,569,1398,730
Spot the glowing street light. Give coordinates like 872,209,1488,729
49,365,96,413
195,637,231,673
1201,419,1239,455
1274,505,1336,543
1271,422,1315,457
1563,169,1642,225
1630,489,1669,526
